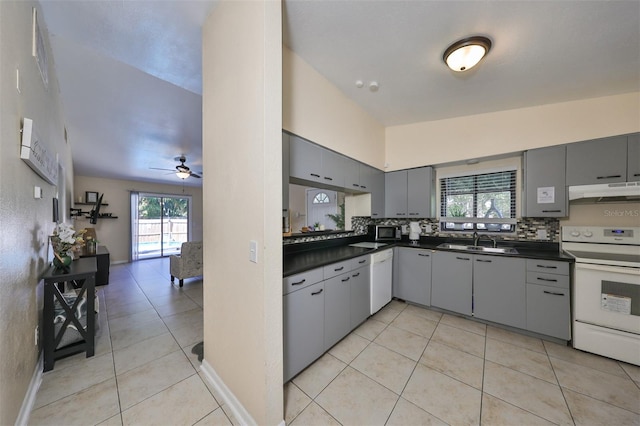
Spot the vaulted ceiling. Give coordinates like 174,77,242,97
40,1,640,186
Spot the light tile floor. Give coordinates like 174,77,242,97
30,258,640,425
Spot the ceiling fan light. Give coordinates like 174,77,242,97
176,171,191,179
443,36,492,72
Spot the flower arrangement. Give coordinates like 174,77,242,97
51,222,86,258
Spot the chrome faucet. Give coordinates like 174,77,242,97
473,232,497,248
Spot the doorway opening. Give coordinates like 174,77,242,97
130,192,192,260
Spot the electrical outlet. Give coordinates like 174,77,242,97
34,325,39,346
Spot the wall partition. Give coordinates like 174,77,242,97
130,191,192,260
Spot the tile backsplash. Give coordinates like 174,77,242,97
284,216,560,245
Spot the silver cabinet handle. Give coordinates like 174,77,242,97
311,289,323,296
292,279,306,286
543,290,565,296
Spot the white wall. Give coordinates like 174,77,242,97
386,92,640,171
202,1,283,424
73,176,203,263
0,2,73,423
283,46,386,170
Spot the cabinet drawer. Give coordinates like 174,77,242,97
526,271,570,289
351,255,371,270
323,260,351,280
526,259,569,276
283,267,323,295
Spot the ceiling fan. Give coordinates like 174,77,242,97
151,156,202,179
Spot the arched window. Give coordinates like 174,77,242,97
313,192,330,204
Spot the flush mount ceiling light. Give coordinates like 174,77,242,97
443,36,492,72
176,171,191,179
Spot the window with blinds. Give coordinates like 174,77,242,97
440,170,517,233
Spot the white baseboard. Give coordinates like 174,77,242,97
15,352,43,426
200,359,259,426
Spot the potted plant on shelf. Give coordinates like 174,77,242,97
50,223,86,272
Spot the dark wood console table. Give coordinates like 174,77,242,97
79,245,110,285
41,257,97,372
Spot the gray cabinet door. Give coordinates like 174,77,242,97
473,255,526,329
524,145,567,217
344,160,362,191
407,167,435,218
350,265,371,329
384,170,408,218
282,132,290,213
628,133,640,181
321,149,345,188
357,163,373,192
394,247,432,306
283,282,325,382
289,135,323,184
324,272,352,349
370,168,385,218
566,135,628,185
431,251,473,315
526,283,570,340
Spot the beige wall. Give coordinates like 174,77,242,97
0,2,73,423
73,176,203,263
283,46,386,170
202,1,283,424
386,92,640,171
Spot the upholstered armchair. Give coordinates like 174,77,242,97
170,241,203,287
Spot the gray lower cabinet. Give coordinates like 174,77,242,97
525,259,571,340
283,281,325,382
350,265,370,329
394,247,432,306
473,255,526,329
523,145,567,217
628,133,640,181
431,251,473,315
566,135,628,185
324,272,352,349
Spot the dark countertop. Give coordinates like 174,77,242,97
283,235,574,277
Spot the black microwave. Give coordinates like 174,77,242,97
368,225,401,241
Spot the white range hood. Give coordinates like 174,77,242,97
569,182,640,203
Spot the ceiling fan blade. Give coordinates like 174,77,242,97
190,173,201,178
150,167,175,172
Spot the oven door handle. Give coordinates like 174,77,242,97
576,262,640,276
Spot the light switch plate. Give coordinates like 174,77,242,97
34,186,42,199
249,240,258,263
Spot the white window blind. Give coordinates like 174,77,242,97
440,170,517,233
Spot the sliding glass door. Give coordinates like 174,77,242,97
131,192,191,260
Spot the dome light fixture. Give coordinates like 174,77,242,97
176,171,191,179
443,36,492,72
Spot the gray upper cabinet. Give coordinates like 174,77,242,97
566,135,628,185
344,161,361,191
282,132,290,214
384,170,408,218
321,149,346,188
407,167,435,218
628,133,640,181
523,145,567,217
431,251,473,315
473,255,526,329
289,135,323,184
385,167,435,219
369,167,385,218
393,247,432,306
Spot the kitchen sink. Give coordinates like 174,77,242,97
437,243,518,254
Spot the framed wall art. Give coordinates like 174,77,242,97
32,7,48,89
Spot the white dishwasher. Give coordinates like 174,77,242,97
370,249,393,314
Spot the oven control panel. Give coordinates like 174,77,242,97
562,226,640,244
